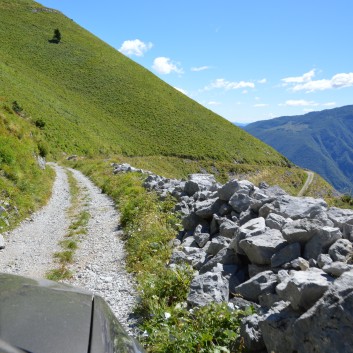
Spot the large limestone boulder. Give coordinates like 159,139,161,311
205,236,231,256
259,301,300,353
217,179,239,201
218,218,239,239
187,271,229,307
200,247,240,274
328,238,353,262
194,232,210,248
327,206,353,230
184,174,217,196
260,195,327,220
229,193,251,213
276,268,334,311
322,262,353,277
292,270,353,353
265,213,288,230
249,188,274,212
240,314,266,352
229,217,266,254
271,242,301,268
233,270,278,302
239,229,287,265
181,213,209,232
303,226,342,260
194,198,223,219
282,218,325,244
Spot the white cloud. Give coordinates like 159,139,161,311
282,69,316,84
191,66,211,72
283,100,319,107
152,57,183,74
292,79,331,92
282,70,353,92
205,78,255,91
258,78,267,84
281,100,337,108
331,73,353,88
323,102,336,107
207,101,221,106
254,103,269,107
119,39,153,57
174,87,188,95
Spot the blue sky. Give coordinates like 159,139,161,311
39,0,353,123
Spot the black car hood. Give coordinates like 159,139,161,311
0,273,93,353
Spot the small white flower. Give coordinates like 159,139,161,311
164,312,171,319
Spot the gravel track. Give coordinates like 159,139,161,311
64,168,138,333
0,164,70,278
0,164,138,334
297,171,314,197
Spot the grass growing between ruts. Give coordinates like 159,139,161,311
47,170,90,281
71,159,252,352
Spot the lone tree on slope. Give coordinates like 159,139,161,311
50,28,61,43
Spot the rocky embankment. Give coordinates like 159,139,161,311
114,163,353,353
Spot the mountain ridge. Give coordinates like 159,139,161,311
244,105,353,193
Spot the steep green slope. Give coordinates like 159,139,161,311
0,0,288,165
0,103,53,230
244,105,353,193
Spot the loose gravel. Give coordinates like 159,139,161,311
64,168,138,333
0,164,138,334
0,164,70,278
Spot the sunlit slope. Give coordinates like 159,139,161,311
0,0,289,165
0,103,53,230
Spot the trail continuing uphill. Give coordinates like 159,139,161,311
298,171,314,197
0,164,137,333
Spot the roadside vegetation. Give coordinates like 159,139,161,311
0,103,54,231
47,170,90,280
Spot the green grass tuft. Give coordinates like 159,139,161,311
46,267,72,281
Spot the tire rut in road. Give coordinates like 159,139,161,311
62,168,138,334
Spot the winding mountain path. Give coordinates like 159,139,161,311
0,164,137,333
298,171,314,197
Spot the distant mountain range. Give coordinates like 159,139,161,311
244,105,353,194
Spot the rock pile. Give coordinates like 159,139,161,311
114,164,353,353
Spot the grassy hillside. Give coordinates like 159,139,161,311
0,0,289,165
0,102,54,230
244,105,353,194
